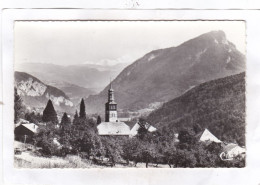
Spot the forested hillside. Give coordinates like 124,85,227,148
147,72,245,146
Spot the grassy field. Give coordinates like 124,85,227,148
14,141,95,168
14,153,170,168
14,141,170,168
14,153,96,168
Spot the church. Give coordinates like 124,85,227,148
97,83,131,136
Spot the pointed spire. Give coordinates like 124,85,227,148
108,77,115,102
110,77,112,89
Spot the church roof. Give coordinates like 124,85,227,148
97,121,131,136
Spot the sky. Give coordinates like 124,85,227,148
15,21,246,67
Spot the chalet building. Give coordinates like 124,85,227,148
130,121,157,137
14,123,38,143
15,118,29,127
220,143,246,160
97,83,131,136
197,129,246,161
198,129,222,144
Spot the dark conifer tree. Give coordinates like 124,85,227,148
97,116,101,125
73,110,79,124
42,99,58,123
79,98,86,119
60,112,71,130
61,112,71,125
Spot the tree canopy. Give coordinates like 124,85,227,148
42,100,58,123
61,112,70,124
79,98,86,119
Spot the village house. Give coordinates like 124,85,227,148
220,143,246,160
14,122,38,143
129,121,157,137
197,128,222,144
196,128,246,161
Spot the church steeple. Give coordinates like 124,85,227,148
105,79,117,122
108,79,115,103
110,77,112,89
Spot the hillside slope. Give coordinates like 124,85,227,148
15,71,74,113
147,72,245,146
85,30,245,114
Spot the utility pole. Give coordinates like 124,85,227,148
24,135,27,144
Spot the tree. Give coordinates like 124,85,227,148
141,142,157,168
137,118,149,140
193,123,202,134
178,129,195,145
122,138,140,165
14,88,24,123
96,116,101,125
34,124,61,156
163,145,177,168
42,100,58,123
25,111,42,124
79,98,86,119
73,110,79,124
60,112,71,130
206,142,222,154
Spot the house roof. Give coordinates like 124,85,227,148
15,118,30,127
130,122,157,136
97,121,131,135
20,123,39,133
223,143,245,153
199,129,222,143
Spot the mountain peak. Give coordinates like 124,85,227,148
206,30,227,43
85,31,245,114
205,30,226,38
181,30,228,47
198,30,228,45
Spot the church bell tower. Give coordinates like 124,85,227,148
105,81,118,122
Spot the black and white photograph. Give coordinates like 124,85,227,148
13,21,246,168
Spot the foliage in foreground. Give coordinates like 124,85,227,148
17,95,245,168
33,117,245,168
